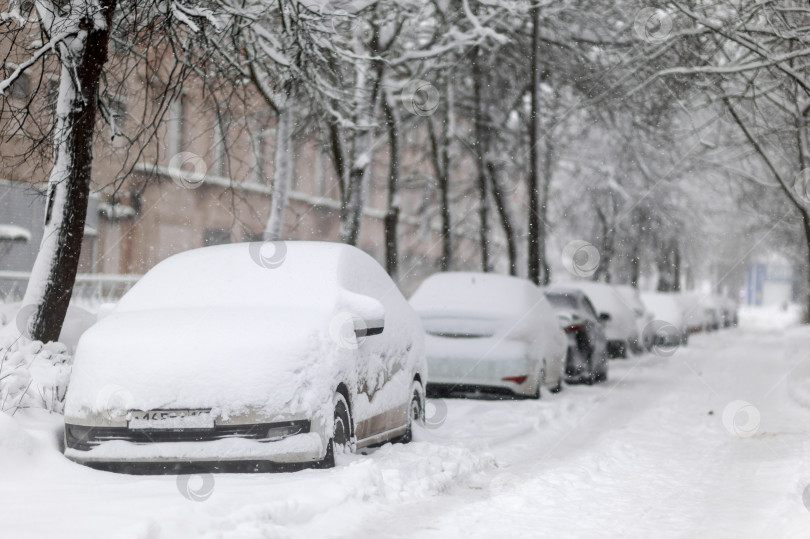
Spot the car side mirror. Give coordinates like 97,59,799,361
338,290,385,340
355,318,384,338
598,312,611,322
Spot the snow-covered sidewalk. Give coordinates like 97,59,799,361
3,311,810,538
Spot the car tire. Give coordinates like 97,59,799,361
322,393,352,468
584,354,596,385
398,382,424,444
595,358,608,383
549,378,563,393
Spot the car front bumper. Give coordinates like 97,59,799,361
63,417,328,473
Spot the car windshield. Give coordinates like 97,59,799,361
410,272,540,322
421,316,500,338
546,293,578,310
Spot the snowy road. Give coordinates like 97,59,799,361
4,313,810,538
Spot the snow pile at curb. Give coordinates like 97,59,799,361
176,440,495,539
0,333,72,414
739,304,802,331
344,440,496,503
0,410,36,458
785,326,810,409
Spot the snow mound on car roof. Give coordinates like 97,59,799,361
116,241,355,313
549,281,639,343
561,281,630,314
410,272,542,320
641,292,684,328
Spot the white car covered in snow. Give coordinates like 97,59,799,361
564,282,640,358
640,292,688,347
63,241,427,472
676,292,716,334
614,285,655,353
409,272,567,398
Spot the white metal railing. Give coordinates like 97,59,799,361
0,271,141,307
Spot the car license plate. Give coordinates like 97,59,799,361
128,409,214,430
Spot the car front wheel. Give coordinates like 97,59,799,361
319,393,352,468
399,382,424,444
333,393,351,451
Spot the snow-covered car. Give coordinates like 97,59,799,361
614,285,655,353
566,282,639,358
63,241,427,472
704,295,722,331
677,292,716,333
718,296,739,327
410,272,567,398
543,287,608,384
640,292,688,346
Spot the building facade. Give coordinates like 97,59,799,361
1,45,500,298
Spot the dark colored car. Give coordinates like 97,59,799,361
543,288,609,384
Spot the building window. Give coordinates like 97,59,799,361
203,228,231,246
109,97,126,128
7,71,29,100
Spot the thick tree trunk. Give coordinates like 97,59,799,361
20,1,116,343
476,169,490,271
629,242,641,288
428,109,453,272
438,154,452,271
656,239,676,292
264,107,293,241
339,50,384,246
488,162,517,275
802,210,810,324
382,94,400,279
473,46,490,272
594,208,613,283
672,240,681,292
328,121,347,203
539,137,553,285
339,153,367,246
439,88,453,271
527,4,541,285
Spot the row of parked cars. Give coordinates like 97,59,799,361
53,242,736,473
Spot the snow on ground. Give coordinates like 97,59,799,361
3,306,810,538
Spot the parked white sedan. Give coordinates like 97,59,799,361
63,241,427,473
614,285,655,353
409,272,567,398
640,291,689,347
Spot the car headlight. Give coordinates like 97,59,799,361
261,420,310,442
65,424,97,450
